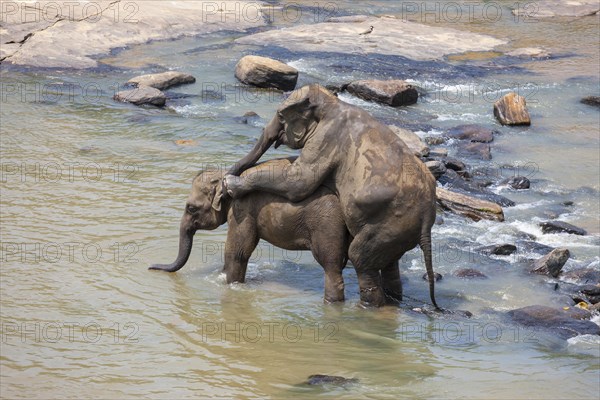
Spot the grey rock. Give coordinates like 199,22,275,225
425,136,447,145
438,170,515,207
305,375,359,386
562,268,600,285
444,158,467,173
540,221,587,236
457,142,492,160
455,268,488,279
531,248,570,277
479,244,517,256
581,96,600,107
505,176,530,189
234,55,298,91
445,124,494,143
127,71,196,91
422,272,443,282
516,240,555,257
114,86,166,107
348,80,418,107
425,160,447,179
507,305,598,340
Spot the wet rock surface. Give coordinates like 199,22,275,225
503,176,531,189
457,142,492,160
455,268,488,279
531,248,570,278
234,55,298,91
562,268,600,285
305,375,359,386
438,170,515,207
581,96,600,107
540,221,587,236
347,80,418,107
478,244,517,256
114,86,166,107
493,92,531,126
127,71,196,91
425,160,447,179
436,187,505,222
507,305,599,340
422,272,443,282
445,124,494,143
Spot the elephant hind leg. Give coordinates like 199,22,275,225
312,241,346,303
348,232,393,308
381,260,402,304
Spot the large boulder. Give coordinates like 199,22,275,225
493,92,531,126
127,71,196,90
234,55,298,91
540,221,587,236
388,125,429,156
114,87,166,107
531,248,570,277
347,80,418,107
507,305,599,340
436,187,505,222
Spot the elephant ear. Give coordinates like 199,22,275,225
211,178,224,211
278,85,336,149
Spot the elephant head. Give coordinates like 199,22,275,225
149,170,228,272
227,84,338,175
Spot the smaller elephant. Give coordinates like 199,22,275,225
150,158,350,303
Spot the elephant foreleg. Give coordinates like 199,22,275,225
223,218,259,284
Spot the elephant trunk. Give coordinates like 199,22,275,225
149,218,194,272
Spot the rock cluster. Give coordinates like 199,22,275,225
114,71,196,107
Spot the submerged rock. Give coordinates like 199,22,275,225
493,92,531,126
562,268,600,285
581,96,600,107
455,268,488,279
422,272,443,282
438,170,515,207
540,221,587,236
507,305,599,340
114,87,166,107
234,55,298,91
504,176,531,190
388,126,429,157
507,47,550,58
531,248,570,278
478,244,517,256
445,124,494,143
457,141,492,160
516,240,555,258
436,187,504,222
305,375,359,386
347,80,418,107
127,71,196,91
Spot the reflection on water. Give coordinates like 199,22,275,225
1,1,599,398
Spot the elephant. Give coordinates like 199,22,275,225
223,84,439,309
150,158,350,303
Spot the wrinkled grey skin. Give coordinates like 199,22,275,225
150,158,350,303
224,84,438,308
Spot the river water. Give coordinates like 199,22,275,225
1,1,599,399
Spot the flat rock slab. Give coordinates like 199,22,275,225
127,72,196,90
234,55,298,91
436,187,505,222
347,80,418,107
2,1,265,68
457,142,492,160
455,268,488,279
114,87,166,107
507,305,599,340
235,15,505,61
540,221,587,235
531,248,570,277
445,125,494,143
494,92,531,126
512,0,600,18
388,125,429,157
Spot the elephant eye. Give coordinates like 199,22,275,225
186,205,199,214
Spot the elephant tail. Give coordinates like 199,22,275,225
420,229,440,310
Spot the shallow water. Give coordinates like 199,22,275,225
1,1,599,399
